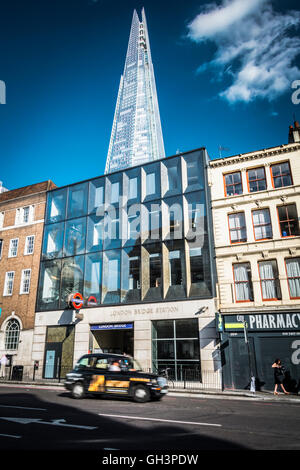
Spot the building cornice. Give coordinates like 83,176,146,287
209,143,300,168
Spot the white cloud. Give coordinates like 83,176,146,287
187,0,300,103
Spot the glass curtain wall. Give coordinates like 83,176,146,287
37,150,213,311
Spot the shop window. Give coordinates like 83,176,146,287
37,260,61,311
277,204,299,237
258,260,281,300
64,217,86,256
271,162,292,188
252,208,272,240
233,263,253,302
247,167,267,192
46,188,67,223
228,212,247,243
67,183,88,219
152,319,200,381
285,258,300,299
5,319,20,351
224,171,243,196
42,222,64,259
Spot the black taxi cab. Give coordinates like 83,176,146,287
64,353,168,403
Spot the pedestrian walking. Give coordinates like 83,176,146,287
272,358,290,395
0,354,8,379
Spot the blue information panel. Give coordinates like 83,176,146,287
90,323,133,331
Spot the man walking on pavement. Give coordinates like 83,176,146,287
0,354,8,379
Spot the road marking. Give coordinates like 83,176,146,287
98,413,222,428
0,433,22,439
0,417,97,430
0,405,47,411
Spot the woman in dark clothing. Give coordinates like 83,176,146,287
272,359,290,395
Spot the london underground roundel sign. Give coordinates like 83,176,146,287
70,292,84,310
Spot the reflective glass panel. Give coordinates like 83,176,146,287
64,217,86,256
67,183,88,219
86,215,104,252
42,222,64,259
102,250,121,304
37,260,61,311
84,252,102,305
88,178,105,214
60,255,85,309
46,189,67,223
121,246,141,303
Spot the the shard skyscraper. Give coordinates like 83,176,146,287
105,8,165,174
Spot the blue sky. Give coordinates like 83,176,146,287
0,0,299,190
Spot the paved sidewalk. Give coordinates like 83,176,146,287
1,378,300,403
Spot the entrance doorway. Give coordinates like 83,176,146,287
90,323,134,356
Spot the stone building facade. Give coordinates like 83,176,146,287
208,141,300,391
0,180,56,379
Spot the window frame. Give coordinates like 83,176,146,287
247,166,267,193
285,258,300,300
20,268,31,294
223,171,243,197
8,238,19,258
3,271,15,296
228,212,247,244
258,259,281,301
277,204,299,238
270,161,293,189
233,262,254,303
24,235,35,255
5,318,20,351
252,208,273,241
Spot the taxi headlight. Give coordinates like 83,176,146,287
157,377,167,388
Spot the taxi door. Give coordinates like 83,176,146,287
105,367,131,396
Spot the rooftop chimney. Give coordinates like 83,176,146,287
288,121,300,143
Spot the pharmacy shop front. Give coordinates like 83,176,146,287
219,312,300,392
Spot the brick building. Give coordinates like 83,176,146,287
0,180,56,379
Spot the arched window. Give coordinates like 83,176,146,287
5,319,20,350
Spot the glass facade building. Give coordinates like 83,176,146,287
37,149,214,313
105,8,165,174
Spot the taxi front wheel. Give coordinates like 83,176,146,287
133,385,150,403
71,382,85,399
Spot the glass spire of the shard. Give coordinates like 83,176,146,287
105,8,165,174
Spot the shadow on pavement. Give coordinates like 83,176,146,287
0,390,248,461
